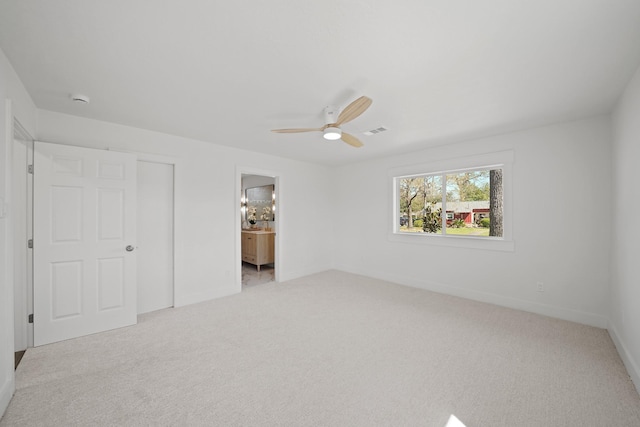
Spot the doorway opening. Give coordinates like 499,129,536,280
240,173,277,288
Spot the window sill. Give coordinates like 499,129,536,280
389,231,515,252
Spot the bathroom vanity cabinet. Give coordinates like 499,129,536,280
241,230,275,271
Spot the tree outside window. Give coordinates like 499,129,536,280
397,167,503,238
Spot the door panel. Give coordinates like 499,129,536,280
98,188,124,239
51,261,82,319
51,186,83,242
97,257,125,310
34,142,137,346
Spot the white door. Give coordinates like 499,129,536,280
33,142,137,346
136,161,174,314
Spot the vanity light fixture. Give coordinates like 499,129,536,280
323,127,342,141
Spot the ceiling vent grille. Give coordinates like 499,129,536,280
363,126,389,136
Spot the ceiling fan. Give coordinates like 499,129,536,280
271,96,372,148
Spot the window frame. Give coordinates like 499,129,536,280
389,150,514,252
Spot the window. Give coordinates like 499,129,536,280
397,167,502,237
390,151,513,251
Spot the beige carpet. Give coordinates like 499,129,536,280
2,270,639,426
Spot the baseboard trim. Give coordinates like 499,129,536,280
336,266,608,328
174,284,238,308
279,265,333,283
0,375,15,420
607,321,640,396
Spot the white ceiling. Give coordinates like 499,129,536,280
2,1,640,166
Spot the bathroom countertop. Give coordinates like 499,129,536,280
241,229,275,234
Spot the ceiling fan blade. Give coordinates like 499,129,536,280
335,96,372,126
341,132,364,148
271,127,323,133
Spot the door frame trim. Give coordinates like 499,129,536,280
236,166,281,290
12,118,34,350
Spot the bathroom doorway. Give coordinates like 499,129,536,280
240,173,277,288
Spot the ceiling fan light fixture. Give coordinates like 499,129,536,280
271,96,371,148
323,127,342,140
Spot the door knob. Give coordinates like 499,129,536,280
126,245,135,252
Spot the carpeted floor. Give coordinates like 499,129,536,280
2,270,639,426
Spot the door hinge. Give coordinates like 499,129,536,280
28,165,34,174
28,239,33,249
28,314,33,324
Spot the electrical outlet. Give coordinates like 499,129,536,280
536,282,544,292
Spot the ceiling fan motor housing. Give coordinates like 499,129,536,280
324,105,339,125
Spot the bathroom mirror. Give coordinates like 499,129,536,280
245,185,275,223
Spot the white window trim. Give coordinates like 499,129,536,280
388,150,514,252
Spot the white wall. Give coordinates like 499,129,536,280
333,116,612,328
0,50,12,423
0,47,37,418
611,64,640,393
37,110,334,303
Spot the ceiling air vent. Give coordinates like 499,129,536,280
363,126,389,136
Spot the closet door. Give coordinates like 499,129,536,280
136,160,174,314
